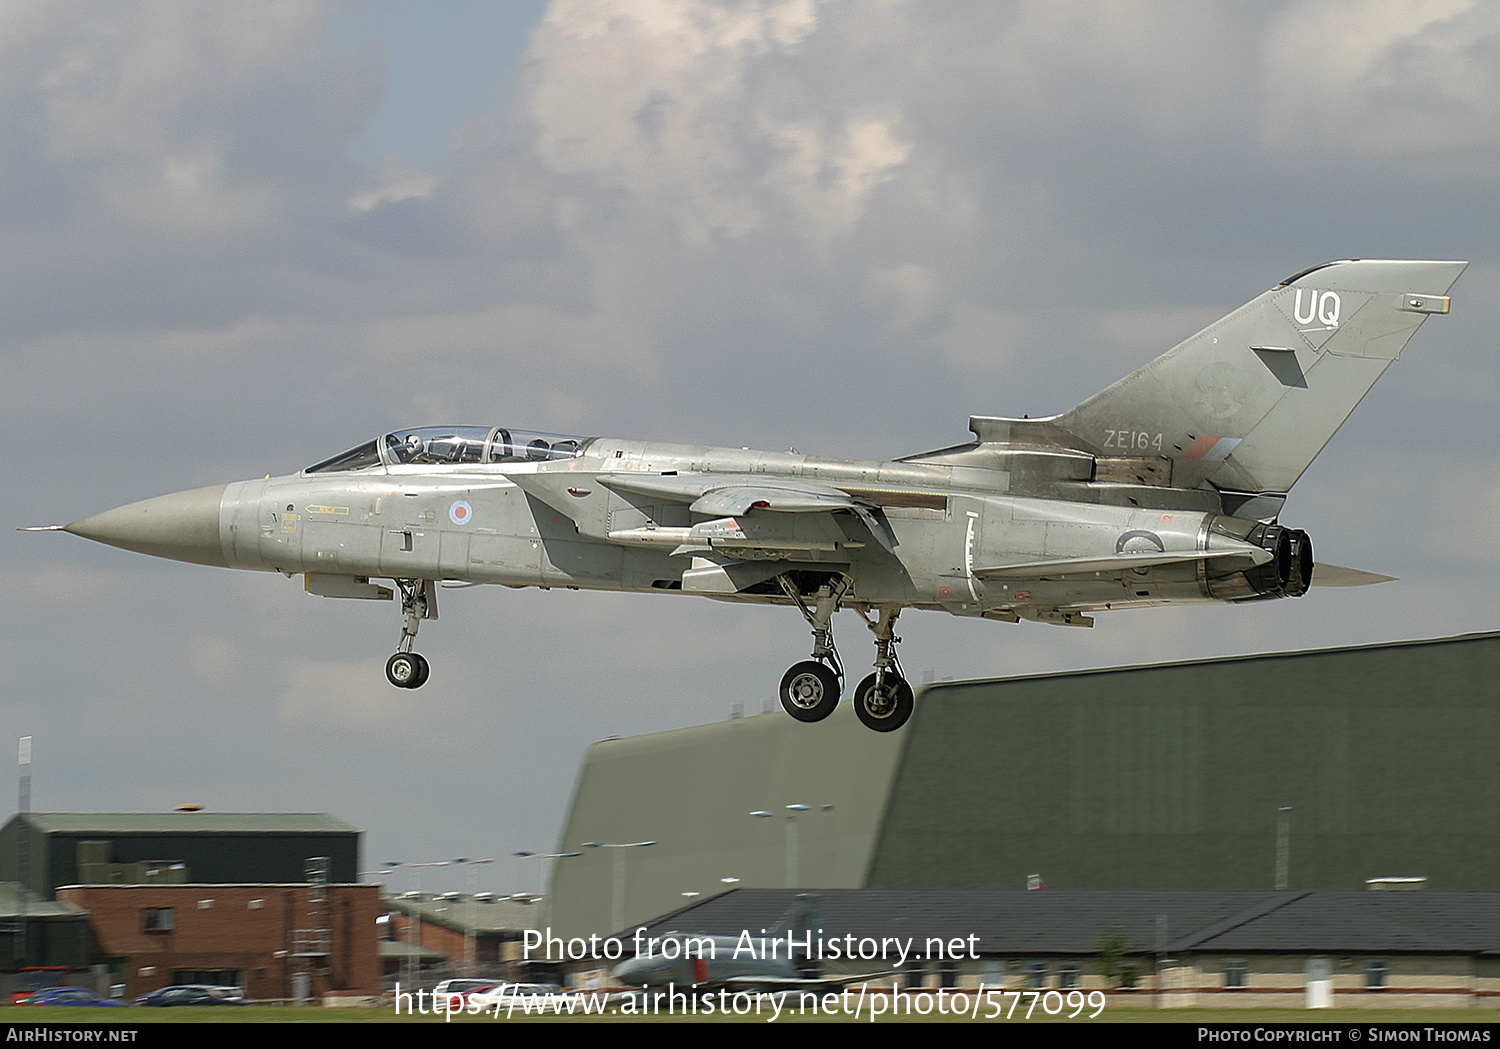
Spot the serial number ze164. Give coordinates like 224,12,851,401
1103,429,1163,452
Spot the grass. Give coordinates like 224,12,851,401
4,1004,1498,1024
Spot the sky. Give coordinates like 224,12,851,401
3,0,1499,902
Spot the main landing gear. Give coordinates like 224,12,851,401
777,576,847,723
776,575,914,732
851,606,913,733
386,579,436,689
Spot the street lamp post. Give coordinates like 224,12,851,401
751,804,814,888
513,850,582,927
401,861,448,987
1276,806,1293,890
581,841,656,932
453,857,494,976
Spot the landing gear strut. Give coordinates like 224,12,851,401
777,576,849,722
386,579,436,689
852,606,913,732
775,581,915,731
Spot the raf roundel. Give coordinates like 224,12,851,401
449,500,474,526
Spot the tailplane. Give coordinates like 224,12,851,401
1055,260,1466,494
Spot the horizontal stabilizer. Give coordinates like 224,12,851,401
976,548,1269,579
1309,563,1395,587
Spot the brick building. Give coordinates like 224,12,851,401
59,883,380,1000
384,895,552,984
0,812,377,1000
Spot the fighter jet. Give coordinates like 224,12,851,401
43,260,1464,732
610,933,839,997
609,893,881,996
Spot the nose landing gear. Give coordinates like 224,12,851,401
386,579,437,689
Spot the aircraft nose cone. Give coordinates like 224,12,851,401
611,959,644,986
65,484,230,568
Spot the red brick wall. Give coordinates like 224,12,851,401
59,884,380,1000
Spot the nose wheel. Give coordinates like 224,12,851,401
387,578,437,689
386,651,430,689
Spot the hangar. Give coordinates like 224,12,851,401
549,631,1500,938
0,811,376,1000
0,812,361,898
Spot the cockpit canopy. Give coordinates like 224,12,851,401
305,426,590,473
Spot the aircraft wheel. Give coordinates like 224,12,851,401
386,652,429,689
779,661,840,722
853,673,913,732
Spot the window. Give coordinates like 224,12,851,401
1224,959,1248,989
174,969,243,990
981,959,1008,988
1024,962,1047,989
1365,960,1387,990
1058,966,1080,989
143,907,174,933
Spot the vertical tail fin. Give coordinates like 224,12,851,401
1057,260,1466,494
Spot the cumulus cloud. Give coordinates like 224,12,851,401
347,157,439,213
1263,0,1500,163
0,1,375,336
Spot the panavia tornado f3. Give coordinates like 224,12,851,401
42,260,1466,731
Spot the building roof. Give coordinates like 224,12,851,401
387,895,549,936
380,939,448,961
0,881,88,920
943,629,1500,689
628,888,1500,957
15,813,358,835
1183,891,1500,955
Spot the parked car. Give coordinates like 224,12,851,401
135,985,246,1006
432,979,500,1011
19,987,125,1007
465,983,561,1012
8,968,71,1005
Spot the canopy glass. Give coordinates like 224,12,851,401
306,426,590,473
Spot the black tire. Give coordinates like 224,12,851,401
386,652,424,689
853,672,914,732
410,653,430,688
779,661,841,722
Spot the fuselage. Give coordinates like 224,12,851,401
66,424,1289,624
